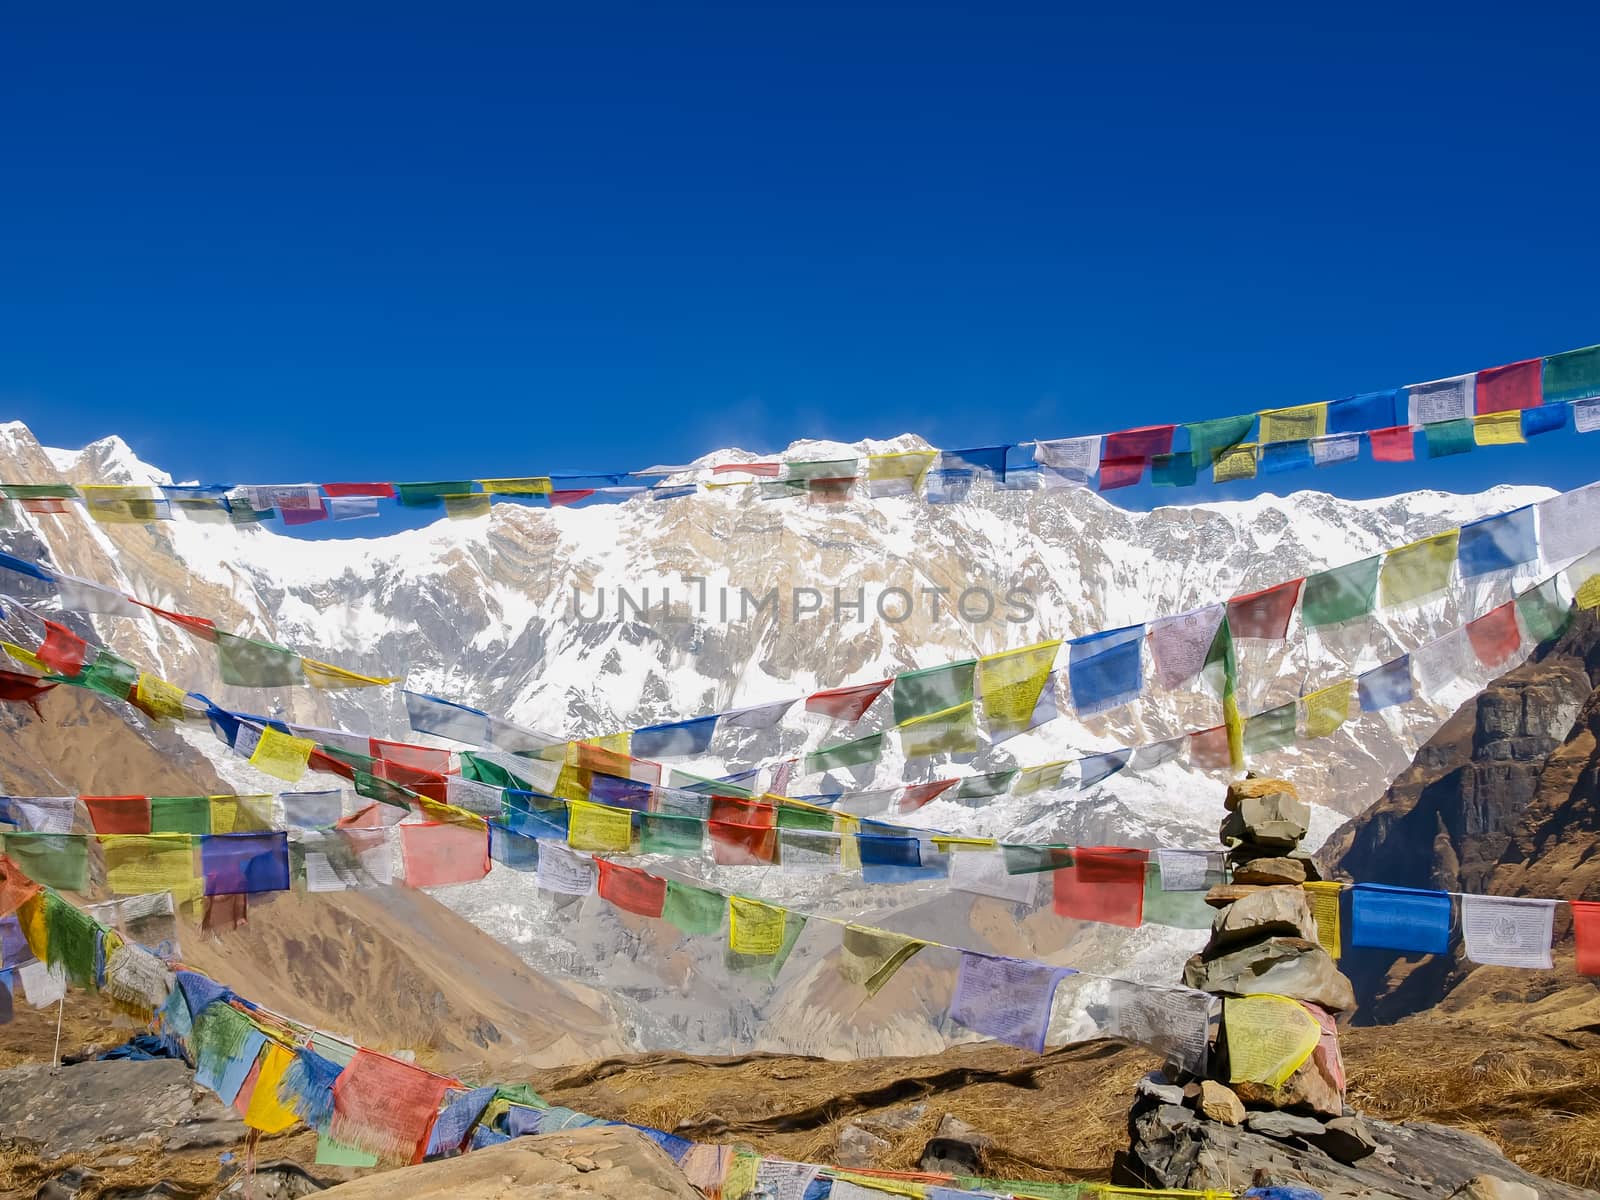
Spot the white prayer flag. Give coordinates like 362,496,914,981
1156,849,1218,892
1408,374,1475,425
303,852,350,893
949,850,1039,904
1414,628,1482,694
1130,737,1185,772
1148,605,1224,689
1537,484,1600,566
13,796,75,834
1574,398,1600,434
536,842,596,895
778,830,840,874
1033,436,1102,486
446,776,505,816
720,698,798,729
755,1161,820,1200
55,574,144,619
1309,434,1360,466
18,959,66,1008
1461,894,1555,969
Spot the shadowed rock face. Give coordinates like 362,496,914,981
1323,608,1600,1024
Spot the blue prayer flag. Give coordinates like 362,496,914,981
630,1124,695,1163
587,773,652,811
1349,883,1452,954
403,691,490,745
504,1106,545,1137
0,550,54,583
489,822,541,870
1078,748,1131,788
1358,656,1413,712
925,469,975,504
858,833,920,869
651,485,697,501
632,715,719,759
941,446,1011,481
502,792,569,840
1522,405,1568,437
1458,507,1538,577
1068,624,1145,716
176,970,232,1016
200,832,290,896
427,1086,498,1156
1259,441,1313,475
472,1127,514,1149
1328,390,1401,434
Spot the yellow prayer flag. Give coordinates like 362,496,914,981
705,480,752,491
931,836,997,851
1473,411,1525,446
209,795,273,834
866,450,938,486
1225,994,1323,1087
250,727,315,783
479,477,554,495
1303,881,1343,960
722,1153,760,1200
1012,760,1070,796
243,1041,302,1133
566,799,634,852
589,731,632,756
16,893,48,962
1300,679,1354,740
552,761,591,804
301,659,399,690
899,702,979,758
443,493,491,520
1212,443,1259,482
80,485,159,524
415,796,488,829
728,896,786,955
3,641,45,672
831,1173,930,1200
1578,574,1600,611
835,814,861,870
977,640,1061,738
1379,530,1459,608
101,834,202,899
135,673,190,721
1258,403,1328,445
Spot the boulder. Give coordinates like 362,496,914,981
1186,937,1355,1012
1219,791,1311,849
1196,1080,1245,1126
1232,1040,1346,1118
919,1114,994,1175
836,1123,891,1167
1246,1110,1327,1140
1230,857,1309,886
1315,1115,1379,1164
1447,1175,1541,1200
1210,887,1318,947
1205,883,1270,909
1223,776,1302,813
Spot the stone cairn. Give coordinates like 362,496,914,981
1119,776,1381,1183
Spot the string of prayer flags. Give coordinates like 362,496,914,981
1301,557,1381,629
398,823,490,888
1300,680,1354,740
1465,602,1522,669
1460,895,1556,969
1349,883,1452,954
596,859,668,918
950,952,1075,1053
661,879,725,936
838,925,927,996
1302,882,1343,959
1227,579,1303,641
330,1049,452,1165
1457,507,1538,577
728,896,787,956
1067,625,1144,715
805,679,892,723
1053,846,1147,928
1224,994,1323,1087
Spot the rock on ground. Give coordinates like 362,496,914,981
314,1128,703,1200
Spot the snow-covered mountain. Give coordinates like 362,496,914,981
0,420,1563,1055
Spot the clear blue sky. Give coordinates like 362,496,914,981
3,4,1597,526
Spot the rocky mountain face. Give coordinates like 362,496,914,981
1323,609,1600,1025
0,419,1573,1055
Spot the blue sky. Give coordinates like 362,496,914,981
2,4,1597,532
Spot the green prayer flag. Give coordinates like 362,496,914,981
1184,414,1256,464
352,770,412,808
661,880,725,935
1151,451,1198,488
638,812,704,856
759,479,808,501
321,746,377,771
1203,620,1244,769
785,458,858,481
1425,419,1475,458
150,795,211,835
396,481,476,508
316,1136,380,1168
1140,863,1225,929
43,892,99,988
1516,578,1571,645
775,806,834,832
999,844,1071,875
804,732,884,775
892,660,976,725
1300,556,1381,628
1243,702,1297,757
725,912,806,981
216,632,305,688
80,648,139,699
1,832,89,891
955,770,1016,800
1,483,78,499
1543,344,1600,404
226,502,275,525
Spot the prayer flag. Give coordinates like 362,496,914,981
85,795,152,835
1053,847,1147,927
806,476,855,504
1460,894,1555,969
662,880,724,935
899,702,979,758
1130,736,1185,771
1227,579,1302,640
1259,441,1313,475
250,727,314,782
37,622,89,677
866,451,938,497
1301,557,1380,628
1184,414,1256,464
1578,398,1600,432
1211,443,1258,483
596,859,668,917
395,481,474,508
1328,389,1399,433
1536,483,1600,565
302,660,397,690
898,778,959,812
806,679,891,723
637,811,702,856
1368,426,1416,462
1415,628,1480,694
1309,433,1361,467
1380,530,1459,606
150,795,212,835
1349,883,1451,954
1012,760,1069,796
839,925,926,995
1154,849,1219,893
950,848,1039,903
893,660,976,725
1473,412,1525,446
941,446,1010,481
1572,549,1600,609
1542,344,1600,404
1225,995,1322,1087
1523,405,1568,437
804,732,884,775
726,910,806,980
134,673,189,721
1476,358,1543,414
328,497,379,521
721,698,798,729
486,822,540,871
330,1049,452,1165
1303,881,1343,959
1409,374,1475,425
977,640,1061,738
241,1042,301,1134
1425,419,1474,458
632,715,719,758
534,842,595,895
1148,605,1224,688
1515,578,1570,646
1067,624,1143,715
1151,451,1199,487
202,832,290,895
479,477,553,495
728,896,786,955
1258,403,1327,445
1105,425,1175,460
1458,507,1538,577
54,574,142,618
1031,437,1101,485
1465,602,1522,669
1078,747,1130,788
1571,901,1600,976
216,633,305,688
1188,725,1233,772
1244,702,1296,756
566,799,635,853
708,805,777,865
924,468,975,503
0,834,87,892
950,953,1074,1053
1301,679,1354,739
399,823,489,888
956,769,1018,799
103,834,200,898
786,458,858,482
778,828,840,872
1097,457,1147,490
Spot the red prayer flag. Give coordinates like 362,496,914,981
1097,457,1147,491
84,794,153,835
1188,725,1233,770
1571,901,1600,976
331,1049,452,1165
374,759,447,804
898,779,959,813
137,601,219,643
0,669,58,715
807,477,856,504
322,482,397,498
713,462,782,477
550,489,595,507
0,854,42,919
399,822,490,888
1475,359,1542,414
37,621,89,676
1227,578,1304,641
1104,426,1175,460
280,502,329,526
1368,426,1416,462
1052,846,1149,928
708,819,778,865
805,679,891,722
370,739,453,774
596,858,668,917
21,498,70,514
1466,602,1521,668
